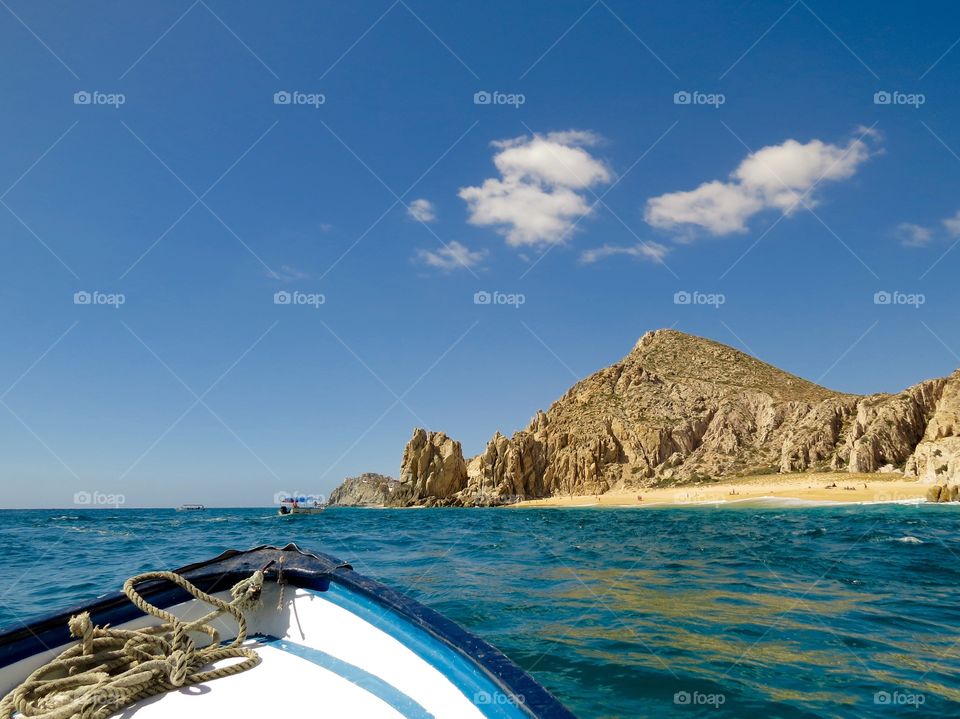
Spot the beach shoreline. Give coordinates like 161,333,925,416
511,473,930,508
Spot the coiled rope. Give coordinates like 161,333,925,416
0,569,266,719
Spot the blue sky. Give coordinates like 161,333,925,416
1,1,959,507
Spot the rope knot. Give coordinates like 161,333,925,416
166,649,191,687
171,622,195,654
68,611,94,655
231,569,265,609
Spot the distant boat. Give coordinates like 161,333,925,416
277,498,324,516
176,504,205,512
0,543,575,717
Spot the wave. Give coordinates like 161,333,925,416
58,525,133,538
640,496,931,510
856,498,926,506
641,496,845,509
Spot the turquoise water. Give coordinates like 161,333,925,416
0,505,957,718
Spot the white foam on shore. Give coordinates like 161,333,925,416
516,495,932,510
662,496,843,508
856,498,926,506
631,496,929,509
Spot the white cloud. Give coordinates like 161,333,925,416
580,241,669,264
645,181,764,236
893,209,960,248
268,264,311,282
407,198,436,223
415,241,487,271
645,130,879,236
491,130,610,188
732,138,871,212
943,210,960,238
459,130,612,247
460,180,593,246
896,222,933,248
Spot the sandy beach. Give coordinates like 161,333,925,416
512,473,929,508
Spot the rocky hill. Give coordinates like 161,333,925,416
327,473,398,506
391,329,960,506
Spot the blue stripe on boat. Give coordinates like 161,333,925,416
310,587,529,719
258,635,434,719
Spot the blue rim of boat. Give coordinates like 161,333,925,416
0,543,575,719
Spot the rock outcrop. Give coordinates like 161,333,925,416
390,429,467,506
396,330,960,505
905,371,960,483
926,481,960,503
327,473,398,506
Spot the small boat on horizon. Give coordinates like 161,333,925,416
176,503,205,511
0,544,573,717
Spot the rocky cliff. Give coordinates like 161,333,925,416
388,429,467,506
327,473,398,506
906,374,960,482
393,329,960,506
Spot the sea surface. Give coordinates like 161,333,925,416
0,503,957,718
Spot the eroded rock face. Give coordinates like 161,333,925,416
836,382,943,473
396,330,958,505
327,473,398,506
905,371,960,483
394,428,467,504
925,481,960,503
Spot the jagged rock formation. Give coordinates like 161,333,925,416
327,473,398,506
906,374,960,483
395,329,960,506
389,429,467,506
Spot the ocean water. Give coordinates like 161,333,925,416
0,504,957,718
